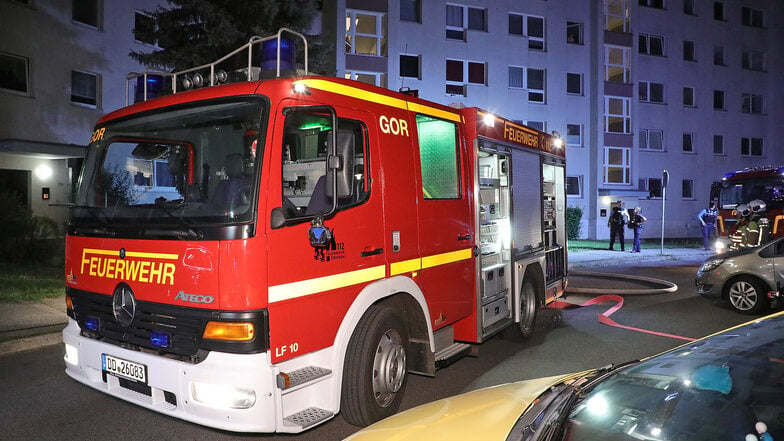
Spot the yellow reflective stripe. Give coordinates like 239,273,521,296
390,258,422,276
294,79,462,123
82,248,178,260
773,215,784,234
421,248,473,269
268,265,386,303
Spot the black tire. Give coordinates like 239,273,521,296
726,277,767,315
502,278,538,341
341,304,408,427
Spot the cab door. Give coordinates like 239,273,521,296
411,114,475,331
265,102,385,363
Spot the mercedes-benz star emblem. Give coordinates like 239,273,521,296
112,285,136,327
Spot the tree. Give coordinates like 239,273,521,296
131,0,332,75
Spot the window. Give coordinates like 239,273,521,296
639,34,664,56
400,54,420,79
509,67,545,103
645,178,663,198
639,81,664,103
742,50,766,71
684,0,695,15
742,7,765,28
346,10,387,56
345,71,387,88
526,121,545,131
73,0,99,27
713,45,725,65
605,46,631,83
526,68,545,103
509,14,545,50
566,124,582,146
714,1,724,20
605,96,631,133
446,4,486,40
71,70,98,107
683,87,695,106
683,40,695,61
713,135,724,155
566,73,582,95
134,11,157,46
639,0,664,9
0,52,28,93
683,132,694,152
742,93,763,114
446,59,485,95
567,22,583,44
417,115,459,199
566,176,583,197
682,179,694,199
605,0,630,32
279,109,370,220
713,90,725,110
741,137,763,157
603,147,631,184
640,129,664,150
400,0,421,22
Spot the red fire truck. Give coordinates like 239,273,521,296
63,30,567,433
711,166,784,243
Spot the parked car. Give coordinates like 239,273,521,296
345,312,784,441
696,235,784,314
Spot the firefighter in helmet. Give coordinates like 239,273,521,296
744,199,767,247
728,203,750,249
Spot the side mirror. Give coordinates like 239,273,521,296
326,130,354,200
270,207,288,229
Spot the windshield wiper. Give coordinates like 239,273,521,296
147,197,203,239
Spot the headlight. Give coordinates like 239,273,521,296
699,259,724,273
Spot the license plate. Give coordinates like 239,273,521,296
102,354,147,384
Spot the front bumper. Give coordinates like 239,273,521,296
695,270,724,298
62,319,278,432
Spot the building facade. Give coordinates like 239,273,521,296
323,0,784,239
0,0,163,229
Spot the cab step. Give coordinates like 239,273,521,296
283,407,334,430
276,366,332,390
435,342,473,369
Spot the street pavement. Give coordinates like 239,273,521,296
0,246,714,357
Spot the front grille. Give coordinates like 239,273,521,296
67,288,269,357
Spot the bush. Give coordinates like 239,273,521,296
0,189,61,265
567,206,583,240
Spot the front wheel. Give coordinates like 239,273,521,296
502,278,539,341
726,277,767,315
341,304,408,427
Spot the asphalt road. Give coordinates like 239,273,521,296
0,263,752,441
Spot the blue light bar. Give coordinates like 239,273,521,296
85,317,100,331
150,331,170,348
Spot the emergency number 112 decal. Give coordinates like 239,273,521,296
313,229,345,262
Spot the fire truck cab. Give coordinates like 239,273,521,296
63,30,567,433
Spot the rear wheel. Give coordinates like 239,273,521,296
727,277,767,315
341,304,408,427
502,278,538,341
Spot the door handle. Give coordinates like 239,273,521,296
360,248,384,257
458,233,472,241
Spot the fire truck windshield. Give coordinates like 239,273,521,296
720,176,784,209
72,98,266,238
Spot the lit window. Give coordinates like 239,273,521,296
417,115,459,199
605,0,630,32
603,147,631,184
605,46,631,83
605,96,631,134
345,71,387,88
346,10,387,56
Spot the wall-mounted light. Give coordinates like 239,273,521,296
35,164,52,181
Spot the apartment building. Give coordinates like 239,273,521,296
0,0,163,228
323,0,784,239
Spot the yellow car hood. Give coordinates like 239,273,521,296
345,372,585,441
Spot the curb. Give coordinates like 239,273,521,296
0,324,65,357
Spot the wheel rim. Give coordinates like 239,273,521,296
372,328,406,407
728,281,758,311
520,282,536,333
